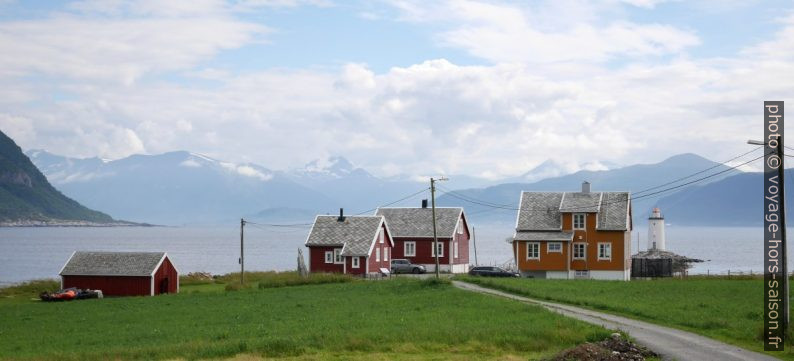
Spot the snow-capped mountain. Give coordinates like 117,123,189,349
26,150,335,225
288,156,377,186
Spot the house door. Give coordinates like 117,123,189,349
160,278,169,294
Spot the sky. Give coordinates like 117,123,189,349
0,0,793,180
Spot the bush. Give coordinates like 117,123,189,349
0,279,59,299
419,277,451,288
258,272,353,289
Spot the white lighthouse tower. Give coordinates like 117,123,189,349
647,207,666,251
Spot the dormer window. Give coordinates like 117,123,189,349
573,214,585,230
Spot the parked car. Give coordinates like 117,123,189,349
391,259,426,274
468,266,520,277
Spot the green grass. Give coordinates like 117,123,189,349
455,275,794,360
0,279,59,305
0,277,612,360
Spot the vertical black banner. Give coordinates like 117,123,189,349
764,100,786,351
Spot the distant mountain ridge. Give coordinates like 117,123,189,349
655,169,794,226
27,150,338,225
436,153,739,222
0,131,115,225
27,148,755,226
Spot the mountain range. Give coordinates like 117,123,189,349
23,146,775,227
0,130,115,225
435,153,744,223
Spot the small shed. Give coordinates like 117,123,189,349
59,251,179,296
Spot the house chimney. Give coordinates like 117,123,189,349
581,181,591,193
421,199,428,208
337,208,345,222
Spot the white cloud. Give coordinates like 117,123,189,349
388,0,699,64
0,10,266,84
1,0,793,181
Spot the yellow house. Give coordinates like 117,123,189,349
512,181,632,280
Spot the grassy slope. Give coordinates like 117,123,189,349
0,277,612,360
0,130,113,223
456,276,793,360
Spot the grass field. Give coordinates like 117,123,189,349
0,275,614,360
456,275,794,360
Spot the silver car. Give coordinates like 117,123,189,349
391,259,426,274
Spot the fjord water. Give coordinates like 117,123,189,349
0,224,779,285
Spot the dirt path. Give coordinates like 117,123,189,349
452,281,780,361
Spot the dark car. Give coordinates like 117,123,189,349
391,259,426,274
468,266,520,277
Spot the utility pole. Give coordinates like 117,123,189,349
472,227,478,266
430,176,448,278
240,218,246,285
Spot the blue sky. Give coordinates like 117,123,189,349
1,0,793,179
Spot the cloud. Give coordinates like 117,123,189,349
0,6,267,84
1,0,793,181
388,0,699,64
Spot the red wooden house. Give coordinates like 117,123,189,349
305,209,393,275
376,204,470,273
59,251,179,296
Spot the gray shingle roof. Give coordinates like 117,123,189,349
513,231,574,241
598,192,630,230
560,192,601,213
60,252,166,277
516,193,563,231
305,216,385,256
375,207,463,238
516,191,631,231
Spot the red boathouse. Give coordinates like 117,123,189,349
59,251,179,296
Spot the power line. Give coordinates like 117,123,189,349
438,147,765,212
632,146,762,196
244,186,430,229
439,151,771,212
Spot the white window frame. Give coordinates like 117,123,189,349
404,241,416,257
324,251,333,264
352,256,360,268
573,213,586,230
379,230,384,244
334,248,343,264
573,243,586,260
547,242,562,253
431,242,445,257
598,242,612,261
376,247,380,262
526,242,540,260
384,247,389,262
454,241,459,259
457,223,464,235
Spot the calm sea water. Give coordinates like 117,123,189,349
0,223,782,285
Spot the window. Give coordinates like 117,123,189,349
527,242,540,260
352,257,360,268
573,214,585,229
404,241,416,257
457,223,464,234
454,241,459,258
376,247,380,262
379,230,384,244
324,251,333,264
547,242,562,253
334,249,343,264
384,248,389,262
575,270,590,278
598,242,612,260
431,242,444,257
573,243,586,259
